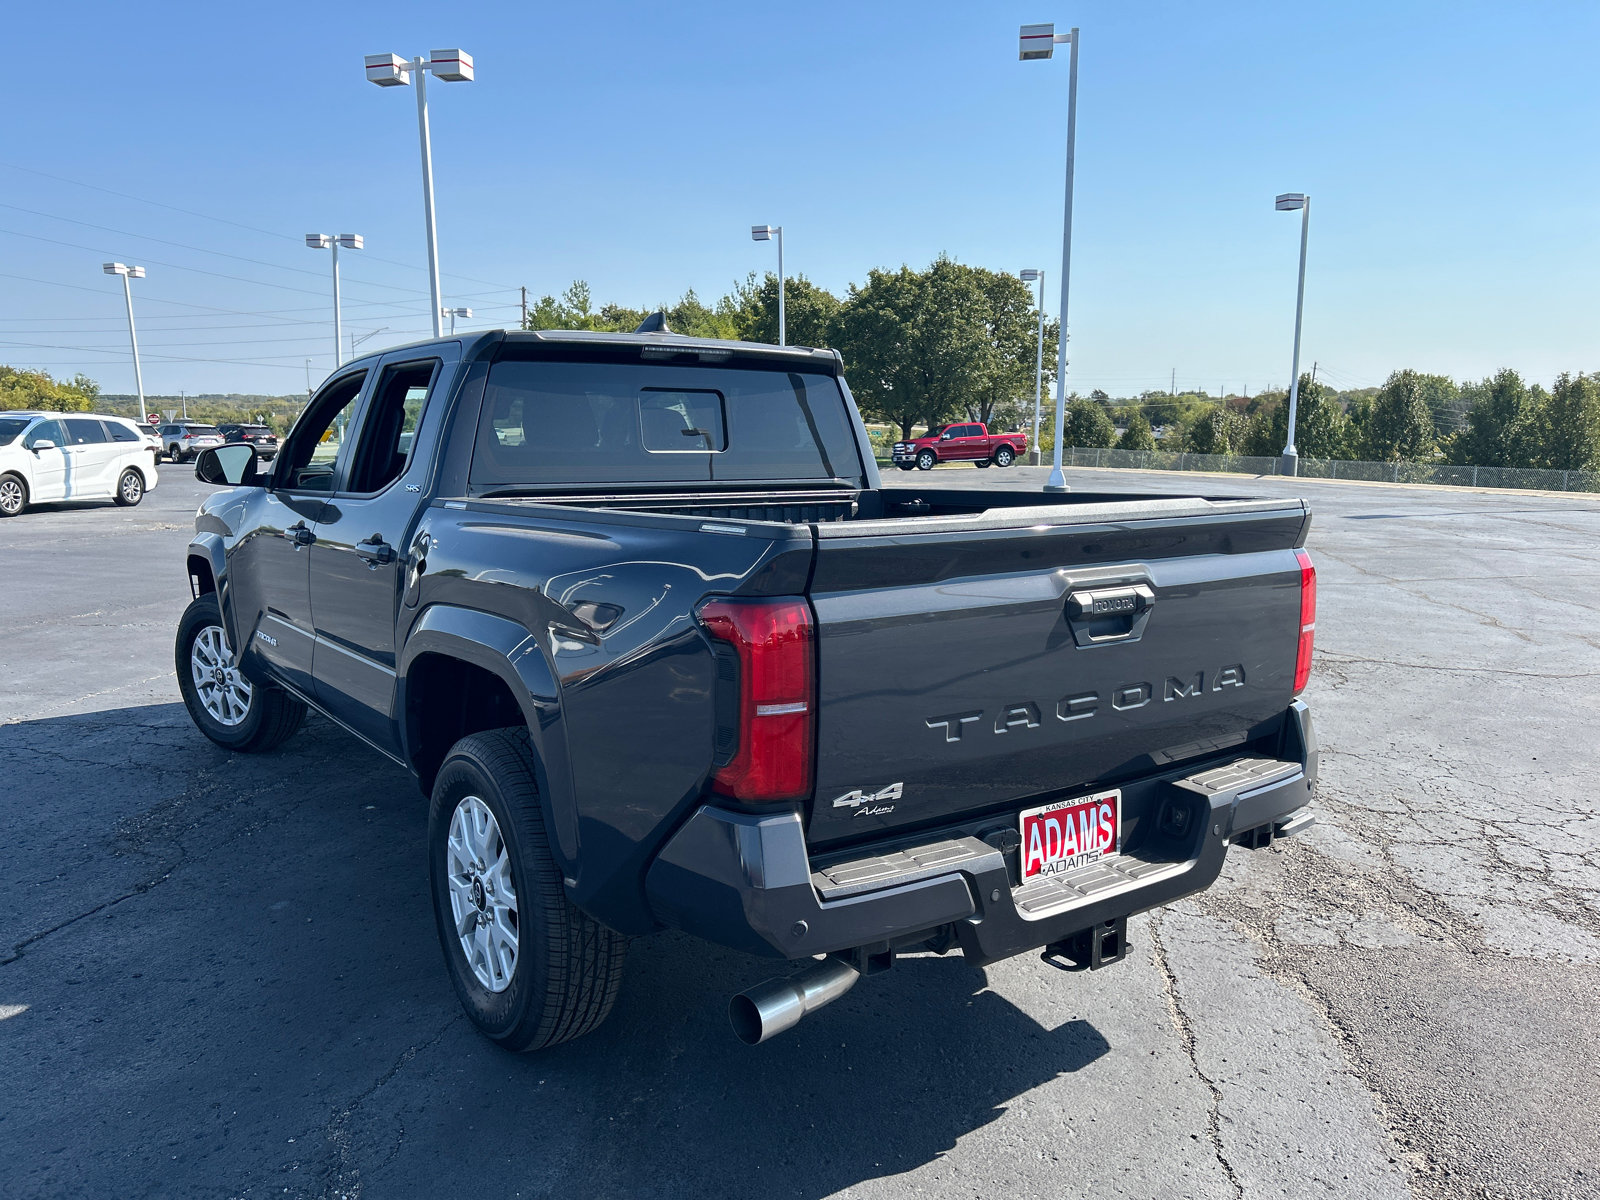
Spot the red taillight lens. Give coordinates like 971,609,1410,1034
698,596,814,802
1293,548,1316,695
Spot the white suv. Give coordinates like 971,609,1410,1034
0,411,160,517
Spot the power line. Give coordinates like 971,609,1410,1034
0,226,423,301
0,160,520,291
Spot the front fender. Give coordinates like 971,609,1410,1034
186,532,239,648
398,604,579,871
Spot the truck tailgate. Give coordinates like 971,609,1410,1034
806,496,1309,845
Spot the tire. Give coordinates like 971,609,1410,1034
0,473,25,518
114,468,144,507
994,445,1015,468
429,728,628,1051
975,460,991,469
916,450,936,471
896,464,916,472
175,593,305,752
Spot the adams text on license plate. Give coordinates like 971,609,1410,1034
1019,789,1121,881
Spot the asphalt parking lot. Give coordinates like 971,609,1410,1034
4,463,1598,1200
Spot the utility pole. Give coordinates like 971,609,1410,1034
520,286,528,330
1170,368,1175,397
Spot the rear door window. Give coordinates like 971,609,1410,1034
64,418,108,445
107,421,142,443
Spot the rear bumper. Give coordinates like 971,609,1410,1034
645,702,1317,965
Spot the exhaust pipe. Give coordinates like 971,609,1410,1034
729,958,861,1045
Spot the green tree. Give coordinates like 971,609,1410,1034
965,268,1055,429
1182,405,1248,455
1541,372,1600,471
1117,408,1156,451
830,258,991,439
1062,397,1117,448
731,272,841,348
1241,404,1280,457
0,367,99,412
1449,369,1545,467
1358,370,1437,461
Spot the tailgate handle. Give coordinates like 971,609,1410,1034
1065,584,1155,646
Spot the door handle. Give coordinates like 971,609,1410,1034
287,521,316,548
1065,584,1156,647
355,534,396,565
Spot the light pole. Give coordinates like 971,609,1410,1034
102,263,148,424
306,234,363,366
444,307,472,336
1020,22,1079,492
751,225,785,346
1275,192,1311,477
365,49,475,338
350,327,389,359
1020,268,1046,464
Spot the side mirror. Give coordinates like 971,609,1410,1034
196,444,262,486
29,439,56,452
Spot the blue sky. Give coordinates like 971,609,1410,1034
3,0,1596,399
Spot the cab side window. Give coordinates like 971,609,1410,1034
277,371,368,491
345,360,440,494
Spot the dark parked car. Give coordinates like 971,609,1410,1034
218,422,279,460
179,326,1319,1051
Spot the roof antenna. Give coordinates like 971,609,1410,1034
634,311,672,334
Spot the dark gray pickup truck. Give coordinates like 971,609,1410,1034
179,327,1318,1049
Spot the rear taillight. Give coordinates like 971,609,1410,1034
1293,548,1316,695
698,596,814,802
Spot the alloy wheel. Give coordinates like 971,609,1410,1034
0,478,22,515
120,472,143,504
190,625,253,726
446,796,520,993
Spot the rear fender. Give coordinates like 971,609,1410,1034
398,604,579,874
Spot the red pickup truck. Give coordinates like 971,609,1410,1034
891,422,1029,471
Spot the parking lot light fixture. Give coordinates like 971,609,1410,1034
1274,192,1311,477
751,225,785,346
1020,22,1079,492
444,307,472,336
364,49,474,338
306,234,363,366
103,263,148,424
1020,269,1046,463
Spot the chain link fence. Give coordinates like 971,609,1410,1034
1039,447,1600,493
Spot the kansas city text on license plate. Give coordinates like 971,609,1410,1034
1018,789,1121,881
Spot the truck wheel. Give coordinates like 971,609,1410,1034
897,464,916,472
994,446,1015,467
429,728,628,1052
975,459,991,468
0,473,26,517
175,594,305,752
114,468,144,507
917,450,936,471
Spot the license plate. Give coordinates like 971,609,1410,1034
1018,789,1121,881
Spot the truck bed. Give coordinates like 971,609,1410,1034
445,482,1309,856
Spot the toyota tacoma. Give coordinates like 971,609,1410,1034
178,325,1318,1050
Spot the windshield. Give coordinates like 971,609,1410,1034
472,357,865,489
0,417,33,447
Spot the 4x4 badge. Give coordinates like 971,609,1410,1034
832,782,903,816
